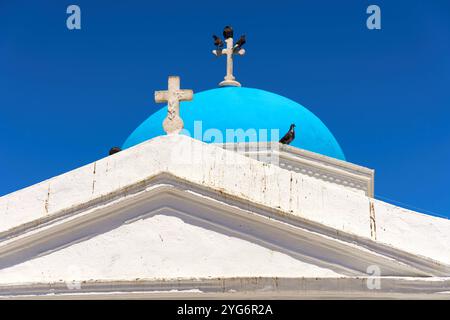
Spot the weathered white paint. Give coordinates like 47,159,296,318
0,213,342,284
222,142,375,196
1,186,436,284
374,199,450,265
1,277,450,299
0,135,449,298
0,135,449,265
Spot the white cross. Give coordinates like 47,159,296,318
154,76,193,134
212,37,245,87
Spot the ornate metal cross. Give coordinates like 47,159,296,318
154,76,193,134
212,26,246,87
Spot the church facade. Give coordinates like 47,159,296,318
0,28,449,299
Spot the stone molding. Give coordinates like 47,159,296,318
221,142,374,196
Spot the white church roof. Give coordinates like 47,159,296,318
0,135,449,299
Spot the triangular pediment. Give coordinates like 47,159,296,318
0,207,342,284
1,177,450,298
0,177,444,287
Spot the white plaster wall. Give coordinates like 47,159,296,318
0,135,370,237
373,199,450,265
46,162,97,214
0,213,341,284
0,135,449,267
0,180,49,233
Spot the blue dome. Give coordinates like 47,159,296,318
122,87,345,160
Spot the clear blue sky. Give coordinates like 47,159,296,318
1,1,449,219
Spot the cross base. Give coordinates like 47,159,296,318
219,79,241,87
163,115,184,135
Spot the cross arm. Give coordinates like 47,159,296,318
154,91,168,103
179,89,194,101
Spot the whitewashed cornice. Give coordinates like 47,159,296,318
1,277,450,299
221,142,374,196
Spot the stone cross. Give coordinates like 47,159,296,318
212,37,245,87
154,76,193,134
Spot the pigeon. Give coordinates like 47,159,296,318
213,35,224,49
279,124,296,145
109,146,122,155
223,25,233,39
234,35,246,49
